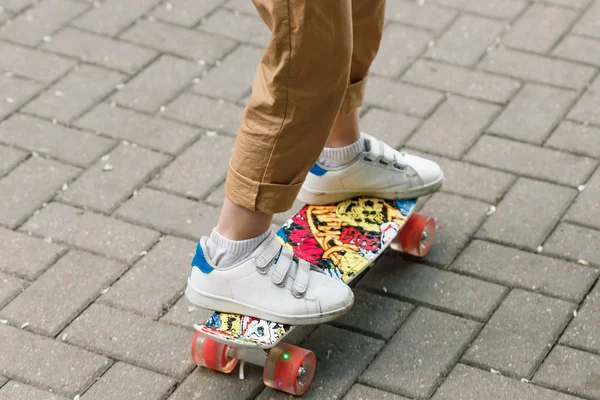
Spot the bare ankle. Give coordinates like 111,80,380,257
325,108,361,148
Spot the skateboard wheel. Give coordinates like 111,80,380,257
191,331,238,373
397,212,436,257
263,343,316,396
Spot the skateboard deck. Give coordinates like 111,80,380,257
195,197,417,348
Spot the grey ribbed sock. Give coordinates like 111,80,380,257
206,229,270,269
318,136,366,168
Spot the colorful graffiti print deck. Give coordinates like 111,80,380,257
196,197,417,349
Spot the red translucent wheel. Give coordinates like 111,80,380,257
191,331,238,373
397,212,436,257
263,343,316,396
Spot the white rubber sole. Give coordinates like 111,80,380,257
185,279,354,325
297,174,444,205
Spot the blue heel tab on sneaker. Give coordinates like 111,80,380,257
191,242,214,273
309,164,327,176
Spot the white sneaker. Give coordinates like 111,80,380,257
298,133,444,205
185,231,354,325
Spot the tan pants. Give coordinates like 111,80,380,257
225,0,386,214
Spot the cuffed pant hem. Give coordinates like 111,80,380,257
340,77,367,115
225,162,304,215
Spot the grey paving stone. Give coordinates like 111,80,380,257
0,0,34,12
478,47,596,90
121,19,236,63
0,11,9,25
0,145,25,177
43,27,156,74
452,240,598,303
545,222,600,266
63,303,195,379
200,8,270,47
72,0,159,36
153,0,223,27
0,324,109,398
365,76,444,117
115,188,219,239
502,4,577,53
0,250,126,336
164,93,244,134
426,14,504,66
430,0,527,19
0,38,75,82
385,0,457,33
0,271,26,309
414,192,490,267
572,1,600,39
565,168,600,230
553,35,600,67
160,295,213,329
280,325,317,348
488,83,576,144
21,202,159,263
371,23,432,77
402,59,520,104
191,45,261,102
23,64,125,123
560,282,600,353
359,260,506,320
75,103,199,155
112,54,203,113
99,235,195,318
169,365,264,400
360,307,480,398
150,133,233,199
406,151,515,203
477,178,576,250
462,289,575,378
359,108,421,149
0,227,64,280
344,384,410,400
534,345,600,400
58,143,169,213
258,325,384,400
547,121,600,158
331,290,414,340
432,363,581,400
204,182,226,206
0,74,43,120
465,135,596,186
0,0,87,46
222,0,258,15
0,157,79,229
0,114,116,167
569,75,600,130
81,362,176,400
407,95,499,159
537,0,591,8
0,381,68,400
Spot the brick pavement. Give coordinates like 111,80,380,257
0,0,599,398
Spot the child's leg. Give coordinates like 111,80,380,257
298,0,445,205
325,0,385,148
225,1,354,217
185,0,355,325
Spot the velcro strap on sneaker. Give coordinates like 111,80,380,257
291,259,310,298
271,250,293,286
255,235,283,273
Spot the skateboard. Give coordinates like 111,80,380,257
189,197,435,396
